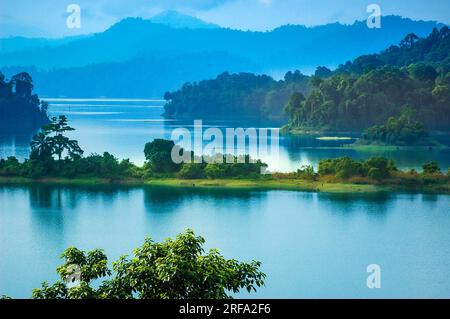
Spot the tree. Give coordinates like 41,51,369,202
11,72,33,98
30,131,53,160
32,230,265,299
422,162,441,175
45,116,83,161
144,139,182,173
400,33,419,49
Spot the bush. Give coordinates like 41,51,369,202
31,230,265,299
0,156,27,176
422,161,441,174
178,163,206,179
363,157,393,179
297,165,317,180
204,163,228,179
318,159,337,176
144,139,182,173
335,157,363,179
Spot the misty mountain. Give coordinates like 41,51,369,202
0,15,444,97
1,52,257,98
149,10,219,29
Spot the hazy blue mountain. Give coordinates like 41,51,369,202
0,15,444,97
149,10,219,29
0,35,90,54
1,52,257,98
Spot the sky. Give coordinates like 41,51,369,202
0,0,449,37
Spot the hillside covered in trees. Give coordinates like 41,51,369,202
164,71,310,120
0,72,49,131
164,27,450,131
285,27,450,131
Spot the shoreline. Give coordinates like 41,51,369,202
1,176,449,195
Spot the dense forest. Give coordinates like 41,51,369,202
164,27,450,131
360,108,433,146
0,71,48,131
285,27,450,131
164,71,310,120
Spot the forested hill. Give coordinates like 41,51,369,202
333,26,450,74
285,27,450,131
0,72,49,131
163,71,309,120
164,27,450,130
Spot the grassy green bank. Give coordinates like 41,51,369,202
1,176,449,195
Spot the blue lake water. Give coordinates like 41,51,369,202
0,98,449,172
1,99,450,298
1,185,450,298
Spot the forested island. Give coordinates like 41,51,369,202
0,72,49,131
1,117,449,194
164,71,309,120
164,27,450,137
356,108,439,147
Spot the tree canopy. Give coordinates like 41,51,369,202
285,27,450,131
0,71,49,131
164,71,310,120
31,230,265,299
361,109,432,146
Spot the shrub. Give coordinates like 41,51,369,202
178,163,206,179
422,161,441,174
204,163,228,179
31,230,265,299
297,165,317,180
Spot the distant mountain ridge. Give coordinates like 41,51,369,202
0,14,445,97
149,10,219,29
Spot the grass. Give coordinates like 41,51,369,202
1,176,448,195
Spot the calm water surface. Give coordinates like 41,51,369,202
1,98,449,171
1,99,450,298
1,185,450,298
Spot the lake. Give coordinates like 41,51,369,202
1,98,450,298
0,98,449,172
1,185,450,298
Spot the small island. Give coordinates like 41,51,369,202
347,109,447,150
1,117,449,195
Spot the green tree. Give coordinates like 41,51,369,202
46,116,83,161
30,131,52,160
422,162,441,175
144,139,183,173
32,230,265,299
178,163,205,179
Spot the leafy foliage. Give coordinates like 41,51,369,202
164,71,309,120
318,157,396,180
285,27,450,131
31,230,265,299
144,139,183,173
362,109,431,146
422,161,441,175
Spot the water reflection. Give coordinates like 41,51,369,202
2,185,450,298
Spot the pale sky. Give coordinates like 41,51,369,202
0,0,449,37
